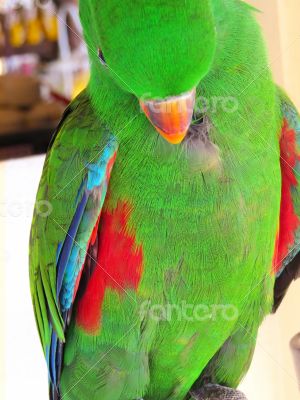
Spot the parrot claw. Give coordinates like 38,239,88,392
191,384,248,400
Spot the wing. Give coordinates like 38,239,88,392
29,90,118,393
273,89,300,311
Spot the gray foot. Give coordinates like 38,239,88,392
191,384,248,400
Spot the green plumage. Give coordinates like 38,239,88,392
30,1,288,399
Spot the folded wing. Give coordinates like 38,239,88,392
29,92,118,395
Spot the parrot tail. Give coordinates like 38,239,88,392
49,383,60,400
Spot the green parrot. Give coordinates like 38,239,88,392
29,1,300,399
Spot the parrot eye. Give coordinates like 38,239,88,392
98,49,107,67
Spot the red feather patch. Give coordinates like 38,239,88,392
273,119,300,273
76,201,143,333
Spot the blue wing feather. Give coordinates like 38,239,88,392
46,135,118,390
56,189,89,296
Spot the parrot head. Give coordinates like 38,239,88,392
80,0,216,144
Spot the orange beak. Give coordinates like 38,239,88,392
140,89,196,144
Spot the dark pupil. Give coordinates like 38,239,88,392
98,49,107,66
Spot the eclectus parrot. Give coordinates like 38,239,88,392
29,1,300,399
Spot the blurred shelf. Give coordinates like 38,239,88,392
0,124,56,160
0,40,58,61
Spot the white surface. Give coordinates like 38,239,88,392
2,156,48,399
1,155,300,399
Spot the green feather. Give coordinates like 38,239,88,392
30,1,291,399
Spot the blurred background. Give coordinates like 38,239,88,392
0,0,88,159
0,0,300,399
